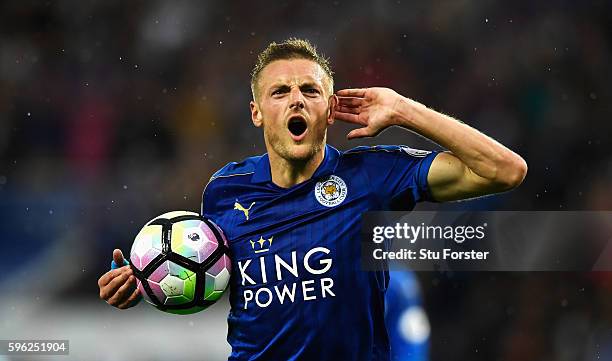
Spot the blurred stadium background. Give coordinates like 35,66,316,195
1,1,611,360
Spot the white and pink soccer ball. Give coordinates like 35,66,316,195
129,211,231,314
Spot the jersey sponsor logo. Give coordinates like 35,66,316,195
314,175,347,207
238,243,336,309
249,236,273,254
400,146,431,158
234,200,256,220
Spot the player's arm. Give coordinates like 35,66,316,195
334,87,527,201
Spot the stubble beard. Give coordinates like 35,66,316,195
265,128,324,165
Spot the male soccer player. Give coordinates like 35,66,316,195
98,38,527,360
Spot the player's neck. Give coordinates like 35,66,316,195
268,146,325,188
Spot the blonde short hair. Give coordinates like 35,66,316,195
250,38,334,100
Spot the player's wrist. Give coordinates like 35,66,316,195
392,95,414,130
393,96,423,130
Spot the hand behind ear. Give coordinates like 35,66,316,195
334,87,403,139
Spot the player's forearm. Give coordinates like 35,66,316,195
394,97,527,187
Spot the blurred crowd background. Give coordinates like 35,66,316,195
1,1,611,360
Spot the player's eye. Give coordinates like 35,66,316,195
271,87,289,96
303,88,320,95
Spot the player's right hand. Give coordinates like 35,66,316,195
98,249,141,309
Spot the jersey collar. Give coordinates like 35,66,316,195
251,144,341,185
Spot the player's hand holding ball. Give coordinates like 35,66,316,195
98,211,231,314
98,249,141,309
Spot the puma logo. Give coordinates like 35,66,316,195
234,201,256,220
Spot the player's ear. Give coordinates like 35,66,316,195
327,94,338,126
250,100,263,127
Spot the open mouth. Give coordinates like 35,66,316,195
288,116,307,138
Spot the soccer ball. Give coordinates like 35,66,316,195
129,211,231,314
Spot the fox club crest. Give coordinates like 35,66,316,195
315,175,347,207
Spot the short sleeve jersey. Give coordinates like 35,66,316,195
201,144,439,361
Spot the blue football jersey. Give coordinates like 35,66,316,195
201,144,439,361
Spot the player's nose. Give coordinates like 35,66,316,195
289,87,305,110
